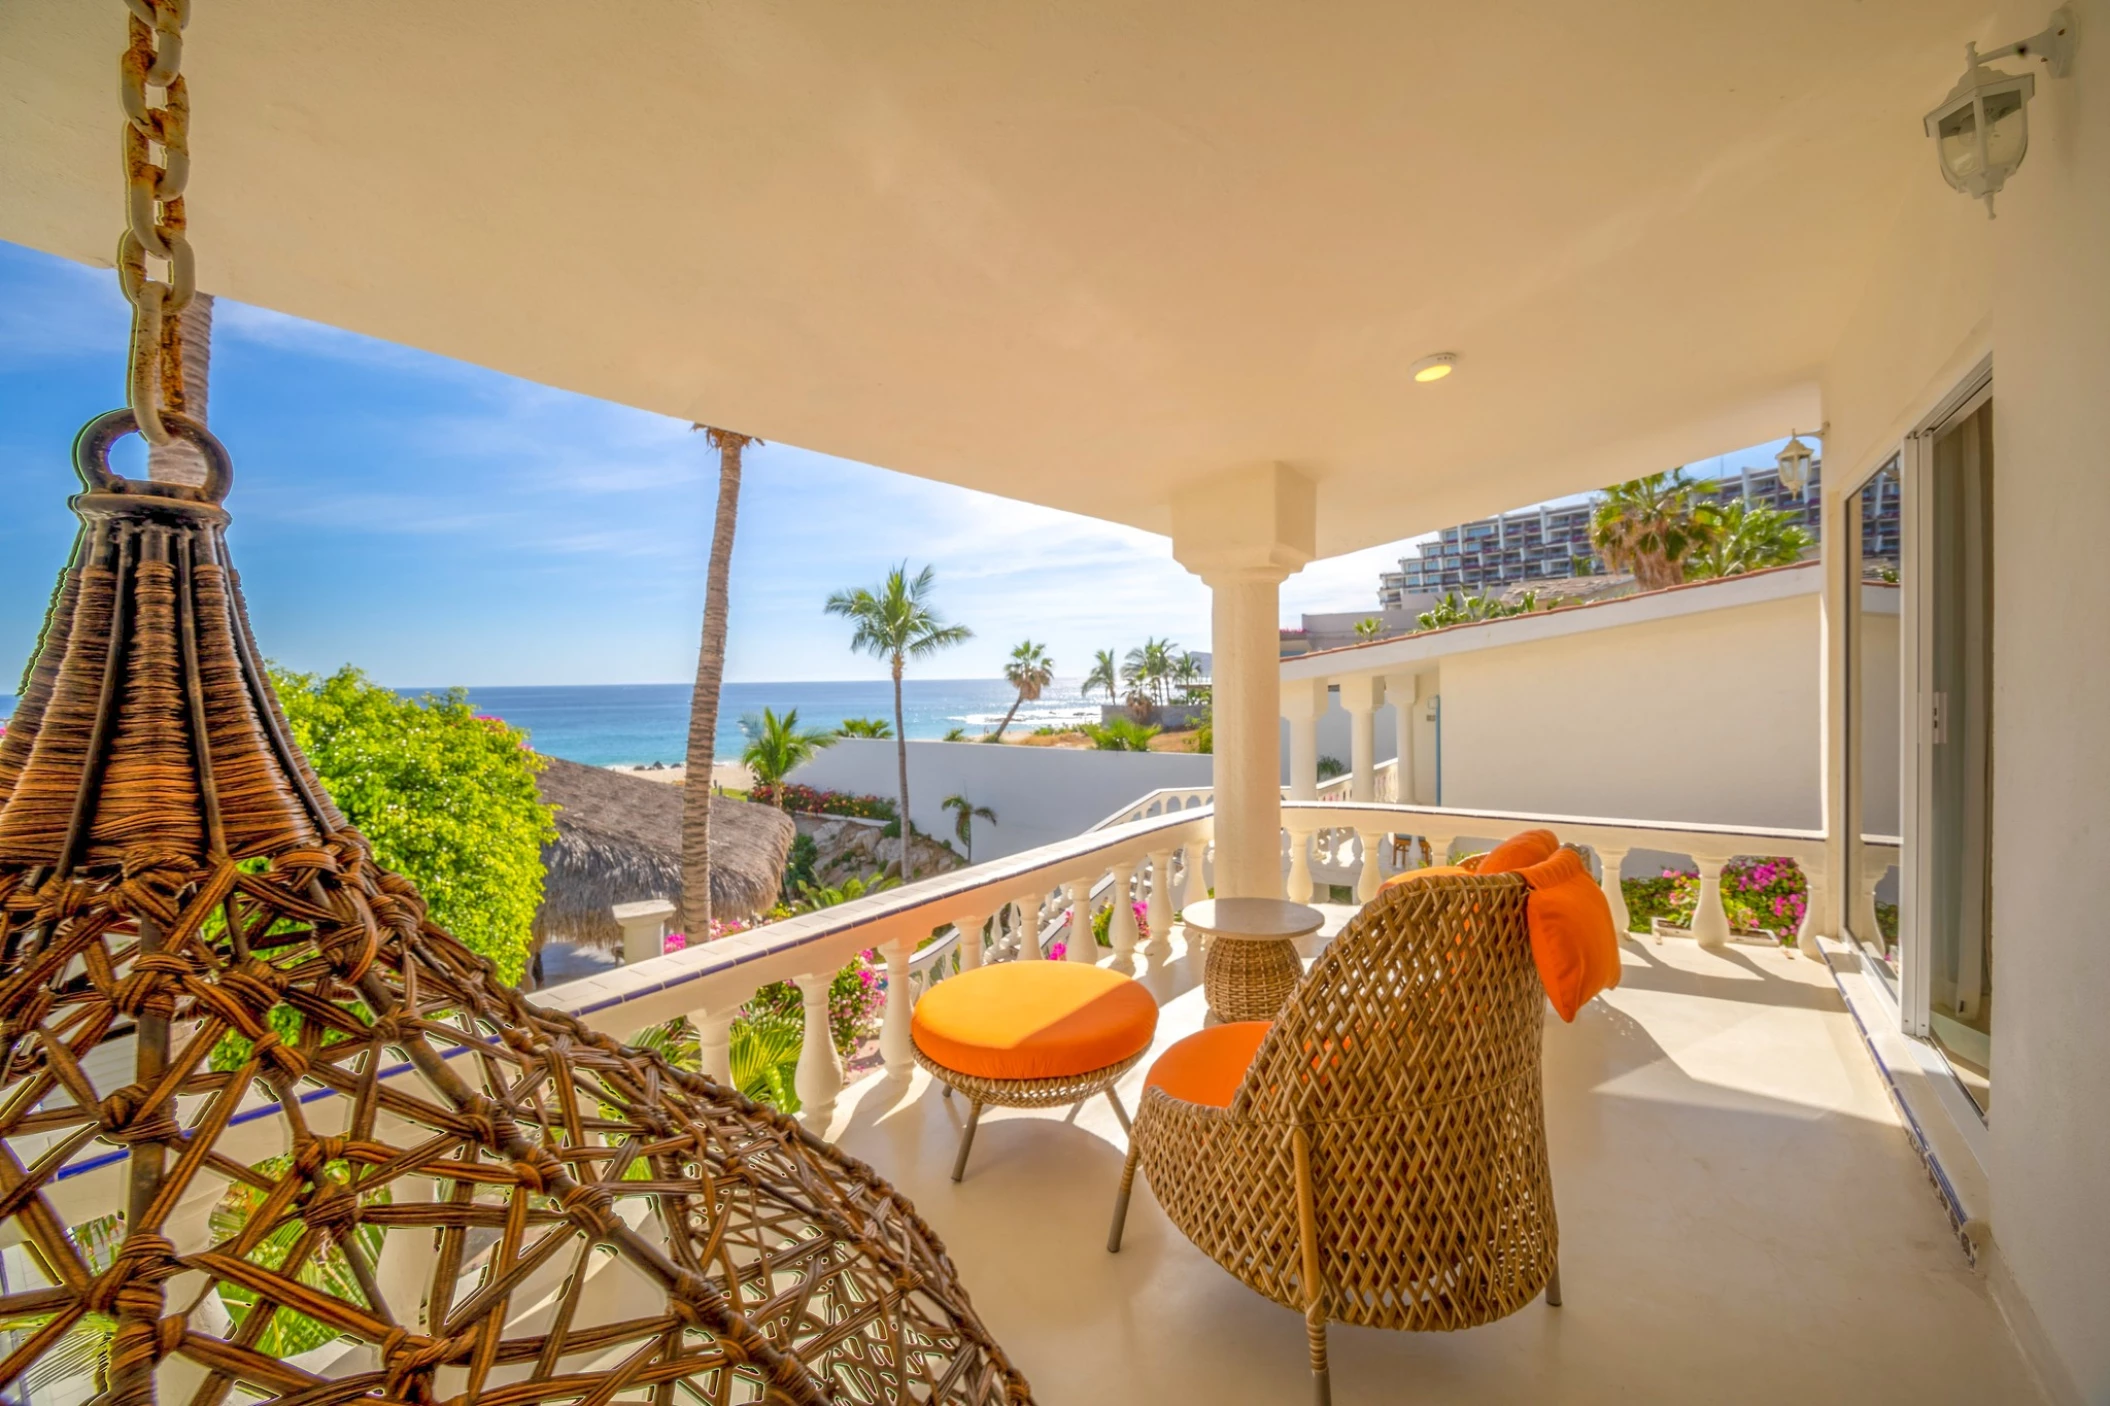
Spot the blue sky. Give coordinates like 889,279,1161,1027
0,239,1795,688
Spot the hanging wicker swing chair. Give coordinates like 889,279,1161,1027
0,410,1032,1405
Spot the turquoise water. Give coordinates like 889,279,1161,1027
1,679,1108,767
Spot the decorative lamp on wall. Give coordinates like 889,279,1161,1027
1775,427,1823,500
1924,6,2078,217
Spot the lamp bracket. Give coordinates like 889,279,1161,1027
1983,4,2078,79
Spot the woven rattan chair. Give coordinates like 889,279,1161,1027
1107,871,1558,1405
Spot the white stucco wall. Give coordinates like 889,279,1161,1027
1857,592,1902,838
787,739,1212,862
1431,590,1826,829
1813,8,2110,1391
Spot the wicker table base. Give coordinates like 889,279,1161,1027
915,1046,1146,1181
1184,897,1327,1024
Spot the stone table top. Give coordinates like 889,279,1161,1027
1181,897,1325,942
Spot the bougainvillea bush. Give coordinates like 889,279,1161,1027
748,782,896,821
1621,857,1809,941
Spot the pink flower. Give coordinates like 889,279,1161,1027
662,931,688,954
1048,942,1067,961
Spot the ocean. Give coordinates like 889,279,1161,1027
1,679,1109,768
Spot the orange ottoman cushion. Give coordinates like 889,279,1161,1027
1144,1021,1272,1108
911,962,1159,1081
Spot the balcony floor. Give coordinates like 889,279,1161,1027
821,918,2042,1404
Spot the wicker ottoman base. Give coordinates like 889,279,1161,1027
914,1045,1147,1181
1202,934,1304,1022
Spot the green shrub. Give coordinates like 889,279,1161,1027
270,666,555,985
1083,717,1160,751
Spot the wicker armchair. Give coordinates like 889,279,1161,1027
1107,871,1559,1405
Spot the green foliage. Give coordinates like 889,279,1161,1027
1621,859,1810,940
796,873,902,910
835,716,893,738
1354,617,1383,640
270,666,554,984
1589,470,1724,590
942,725,970,741
0,1214,121,1395
1416,589,1551,631
782,832,820,900
632,1013,804,1113
1084,648,1120,703
1192,705,1213,755
1083,717,1161,751
1315,755,1347,781
740,707,838,794
1686,499,1815,579
745,954,885,1062
1122,637,1184,705
940,793,997,860
210,1155,389,1356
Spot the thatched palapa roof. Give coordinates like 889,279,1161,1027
533,755,794,949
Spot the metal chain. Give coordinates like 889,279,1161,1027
117,0,195,446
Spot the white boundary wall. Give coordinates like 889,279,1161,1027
787,740,1211,862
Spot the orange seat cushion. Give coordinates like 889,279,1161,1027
911,962,1158,1081
1519,846,1622,1022
1480,828,1561,874
1379,863,1469,891
1144,1021,1272,1108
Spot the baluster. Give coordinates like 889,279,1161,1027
695,1008,735,1087
1423,833,1455,869
1145,849,1175,957
1285,821,1315,904
881,938,915,1079
1856,850,1886,951
1066,877,1099,963
1596,845,1633,938
957,910,988,970
1690,857,1732,950
1107,861,1140,969
1015,893,1043,960
1355,827,1386,902
793,971,843,1129
1797,861,1827,960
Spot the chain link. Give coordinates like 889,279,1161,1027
118,0,195,446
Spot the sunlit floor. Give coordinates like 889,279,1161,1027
819,919,2042,1404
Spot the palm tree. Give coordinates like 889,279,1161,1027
941,793,998,860
1687,500,1815,579
824,564,973,879
1084,648,1120,703
1354,617,1383,641
1084,718,1161,752
1589,470,1723,591
991,639,1054,740
679,426,756,935
836,716,893,738
1171,651,1205,698
739,707,836,803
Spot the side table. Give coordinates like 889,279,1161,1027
1183,897,1325,1023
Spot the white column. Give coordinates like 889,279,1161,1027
956,910,989,970
881,937,915,1078
1597,846,1633,936
1423,832,1455,869
694,1008,735,1086
1065,877,1098,963
1355,827,1386,902
1015,893,1043,960
1281,677,1328,801
793,972,843,1129
1690,857,1732,950
1145,850,1175,956
1385,672,1421,805
1107,861,1140,964
612,898,676,965
1856,851,1886,949
1337,674,1384,803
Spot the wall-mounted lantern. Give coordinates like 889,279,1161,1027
1925,6,2077,217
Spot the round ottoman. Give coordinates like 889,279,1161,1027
911,961,1159,1181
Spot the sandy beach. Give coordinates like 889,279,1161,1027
607,761,755,790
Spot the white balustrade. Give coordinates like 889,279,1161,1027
695,1008,735,1086
793,970,843,1129
1145,849,1175,957
1596,845,1633,937
881,937,915,1078
1065,877,1097,963
1689,857,1732,950
1354,826,1387,902
1016,894,1043,960
1107,861,1139,963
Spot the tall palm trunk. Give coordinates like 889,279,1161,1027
891,657,912,880
991,692,1025,740
681,428,751,936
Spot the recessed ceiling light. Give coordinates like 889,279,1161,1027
1411,353,1458,383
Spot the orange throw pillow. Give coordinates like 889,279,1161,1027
1517,846,1621,1021
1480,828,1560,874
1379,863,1469,892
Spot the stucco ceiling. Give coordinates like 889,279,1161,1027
1,2,1993,555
